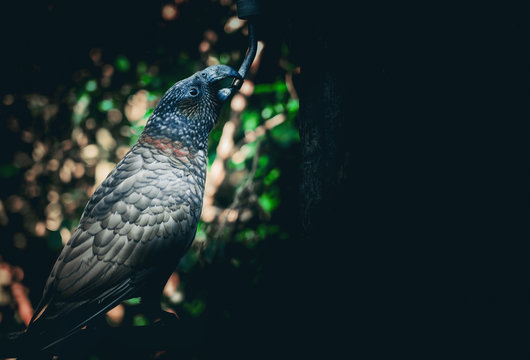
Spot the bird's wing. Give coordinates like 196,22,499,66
28,147,201,347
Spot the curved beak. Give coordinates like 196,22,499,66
202,64,243,102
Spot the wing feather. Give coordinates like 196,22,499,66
28,144,203,350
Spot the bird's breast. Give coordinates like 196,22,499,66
129,136,207,222
138,133,192,159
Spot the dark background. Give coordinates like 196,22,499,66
0,1,527,359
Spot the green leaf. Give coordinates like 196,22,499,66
140,74,152,85
287,98,299,113
184,299,206,317
115,55,131,72
256,224,279,239
270,121,300,146
255,155,269,177
236,229,256,243
242,111,259,131
129,125,145,146
207,151,217,167
195,222,207,242
136,61,148,74
259,192,280,213
260,106,274,119
98,99,114,112
133,314,148,326
0,164,20,178
85,79,97,92
258,155,269,169
147,92,160,102
124,297,141,305
257,224,267,239
264,168,280,185
253,81,288,94
142,108,153,121
228,158,246,171
72,93,90,125
219,53,230,64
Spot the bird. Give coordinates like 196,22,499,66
18,64,243,355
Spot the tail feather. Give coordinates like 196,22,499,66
26,278,138,352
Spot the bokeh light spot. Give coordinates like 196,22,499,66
106,304,125,327
162,4,178,21
230,94,246,112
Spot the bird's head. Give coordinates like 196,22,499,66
143,64,242,150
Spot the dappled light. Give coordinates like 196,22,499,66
0,1,300,358
125,90,149,123
162,4,179,21
224,17,245,34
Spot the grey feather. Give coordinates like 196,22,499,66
117,222,133,235
26,64,242,351
63,239,91,263
94,229,115,248
128,225,144,241
86,222,102,236
135,195,151,211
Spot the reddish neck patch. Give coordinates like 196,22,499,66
139,134,192,158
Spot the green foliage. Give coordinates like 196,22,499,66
0,164,20,178
287,98,300,114
0,0,300,345
253,81,288,95
270,121,300,146
85,80,97,92
115,55,131,72
183,299,206,317
132,314,148,326
98,99,114,112
264,168,280,186
242,111,259,131
129,125,145,146
124,297,142,306
259,189,280,213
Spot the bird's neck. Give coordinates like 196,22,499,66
142,116,209,150
138,133,194,159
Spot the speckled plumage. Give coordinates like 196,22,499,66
24,64,242,351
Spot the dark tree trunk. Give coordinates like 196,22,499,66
298,44,346,235
273,2,523,358
291,8,357,357
290,4,442,356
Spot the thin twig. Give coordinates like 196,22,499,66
214,140,262,241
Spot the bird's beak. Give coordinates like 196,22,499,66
203,65,243,102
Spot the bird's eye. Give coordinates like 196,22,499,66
189,87,199,97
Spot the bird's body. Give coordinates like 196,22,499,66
21,64,242,353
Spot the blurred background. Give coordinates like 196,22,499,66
0,0,300,358
0,2,496,359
